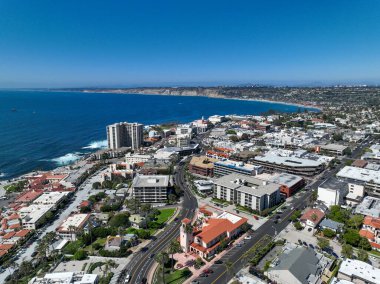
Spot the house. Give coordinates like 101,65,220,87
317,178,348,207
104,235,123,251
319,218,344,233
129,214,145,228
267,245,333,284
359,216,380,251
300,209,325,230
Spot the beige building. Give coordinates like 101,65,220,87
107,122,143,150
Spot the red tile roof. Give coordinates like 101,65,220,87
9,223,21,230
360,229,375,240
0,244,14,250
363,216,380,229
182,218,191,224
2,232,16,239
15,190,43,203
0,250,7,257
300,208,325,225
14,229,30,238
370,242,380,249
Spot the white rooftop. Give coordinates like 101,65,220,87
57,214,90,232
33,192,68,205
217,211,242,224
254,154,323,167
339,259,380,284
337,166,380,185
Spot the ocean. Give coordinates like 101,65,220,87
0,90,317,179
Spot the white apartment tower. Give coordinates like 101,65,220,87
107,122,144,150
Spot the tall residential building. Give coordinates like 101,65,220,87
106,122,144,150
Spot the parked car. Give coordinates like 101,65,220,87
244,235,252,240
203,268,213,274
31,251,38,257
215,260,223,264
199,273,208,277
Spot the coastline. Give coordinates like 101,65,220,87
81,89,323,112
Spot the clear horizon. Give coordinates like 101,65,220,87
1,0,380,88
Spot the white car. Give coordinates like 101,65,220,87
244,235,252,240
125,274,130,283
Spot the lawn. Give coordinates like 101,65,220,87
156,208,176,225
165,268,192,284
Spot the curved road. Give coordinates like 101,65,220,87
126,161,198,284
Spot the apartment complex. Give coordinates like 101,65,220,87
132,175,171,203
107,122,144,150
214,159,263,177
360,216,380,251
56,214,91,240
337,259,380,284
213,173,280,212
253,154,324,176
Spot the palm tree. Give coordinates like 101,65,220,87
155,252,169,284
184,223,193,234
168,240,181,271
103,259,117,277
68,225,77,241
224,260,234,284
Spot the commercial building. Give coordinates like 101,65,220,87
106,122,143,150
268,173,305,198
253,154,324,176
337,259,380,284
188,156,218,177
317,178,349,207
213,174,280,212
125,153,152,164
337,166,380,197
28,272,99,284
359,216,380,251
194,180,214,194
175,134,191,148
214,159,263,177
180,211,248,259
317,144,350,156
176,124,193,135
56,214,91,240
19,204,55,230
132,175,171,203
33,192,68,208
355,196,380,218
267,245,333,284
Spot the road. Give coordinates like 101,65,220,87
0,170,106,283
125,161,198,284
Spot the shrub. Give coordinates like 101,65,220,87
73,250,87,260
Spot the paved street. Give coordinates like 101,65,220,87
125,160,198,284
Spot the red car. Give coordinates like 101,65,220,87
203,268,214,274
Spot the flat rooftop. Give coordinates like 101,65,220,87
337,166,380,184
57,213,90,232
339,259,380,283
268,173,303,187
132,175,170,188
319,177,348,190
355,196,380,218
215,159,262,170
254,154,323,167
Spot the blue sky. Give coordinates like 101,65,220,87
0,0,379,87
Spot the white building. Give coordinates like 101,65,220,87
337,259,380,284
208,115,226,124
19,204,55,230
107,122,144,150
125,153,152,164
28,272,98,284
214,159,263,177
33,192,68,207
213,173,280,211
176,124,193,135
132,175,171,203
56,214,91,240
337,166,380,197
194,180,214,194
317,178,348,207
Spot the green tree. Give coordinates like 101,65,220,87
359,237,372,251
73,250,87,260
322,228,336,238
168,240,181,271
357,249,369,262
347,215,364,229
341,244,353,259
317,238,330,250
327,205,350,223
294,221,303,230
92,182,101,189
109,212,130,228
224,260,234,284
343,230,361,247
155,252,169,284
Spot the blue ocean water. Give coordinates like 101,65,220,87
0,90,317,179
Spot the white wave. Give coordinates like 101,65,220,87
0,172,6,178
82,140,108,149
51,153,82,165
